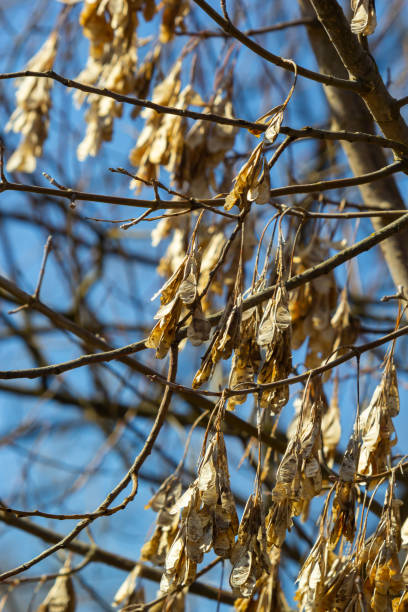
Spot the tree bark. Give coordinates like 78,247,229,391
298,0,408,290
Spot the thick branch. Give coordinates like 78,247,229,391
191,0,362,91
309,0,408,151
299,0,408,290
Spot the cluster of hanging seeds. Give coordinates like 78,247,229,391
6,0,408,609
159,406,239,593
127,184,408,609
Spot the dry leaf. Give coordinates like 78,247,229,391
330,434,359,546
351,0,377,35
141,475,182,567
228,307,261,410
248,157,271,205
179,249,201,306
160,429,238,593
76,1,158,160
113,564,144,608
224,143,264,211
321,375,341,467
160,0,190,42
187,303,211,346
267,381,323,545
257,286,292,415
234,552,291,612
289,240,338,369
192,298,242,389
146,254,189,358
6,33,58,172
196,432,239,557
362,487,404,609
230,495,270,597
36,561,76,612
318,557,360,611
358,359,399,482
264,108,284,144
175,92,237,198
295,536,327,611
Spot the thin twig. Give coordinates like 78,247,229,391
1,547,97,585
121,208,154,230
0,160,404,212
175,17,318,38
111,166,238,220
220,0,230,22
33,235,53,300
0,138,6,183
272,203,408,220
280,125,408,157
0,345,179,581
0,514,234,603
381,285,408,303
8,235,53,314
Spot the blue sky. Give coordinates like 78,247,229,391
1,1,408,609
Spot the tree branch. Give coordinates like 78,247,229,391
1,69,405,157
0,345,179,580
191,0,362,91
3,212,408,385
1,160,405,212
0,273,288,454
298,0,408,290
223,323,408,397
0,69,263,131
197,210,408,334
309,0,408,152
176,17,318,38
0,513,234,604
280,126,408,157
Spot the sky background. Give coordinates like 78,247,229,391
1,0,408,610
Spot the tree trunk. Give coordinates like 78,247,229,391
299,0,408,290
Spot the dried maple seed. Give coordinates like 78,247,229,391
351,0,377,35
230,495,270,598
141,475,182,567
358,359,399,484
6,33,58,173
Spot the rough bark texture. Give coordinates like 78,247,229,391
299,0,408,290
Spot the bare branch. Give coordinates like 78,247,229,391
175,17,318,38
2,212,408,383
309,0,408,150
0,345,179,580
191,0,363,91
0,513,234,604
1,160,404,212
